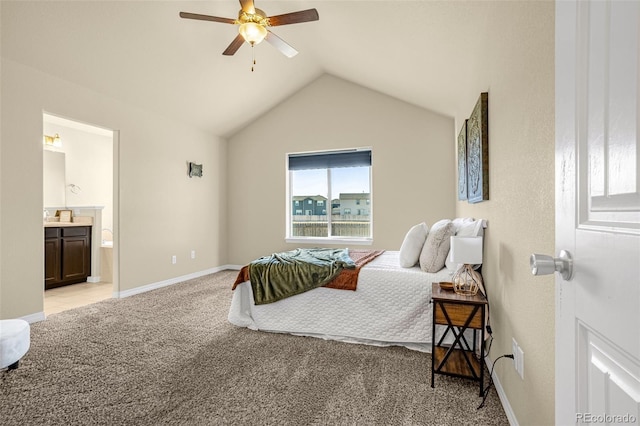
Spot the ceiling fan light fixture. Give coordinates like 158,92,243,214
239,22,267,45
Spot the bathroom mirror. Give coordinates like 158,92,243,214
43,150,66,207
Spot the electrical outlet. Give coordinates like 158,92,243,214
172,255,177,264
512,338,524,380
191,250,196,259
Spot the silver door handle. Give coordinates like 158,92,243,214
530,250,573,281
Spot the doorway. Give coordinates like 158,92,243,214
42,112,118,316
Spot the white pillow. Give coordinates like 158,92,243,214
452,217,475,233
419,219,455,273
445,219,485,272
399,222,429,268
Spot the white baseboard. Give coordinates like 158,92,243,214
486,354,519,426
226,264,243,270
20,311,46,324
116,265,236,299
87,276,101,283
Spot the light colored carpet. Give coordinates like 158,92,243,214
0,270,509,425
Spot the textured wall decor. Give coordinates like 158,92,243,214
466,92,489,203
188,162,203,178
457,119,468,201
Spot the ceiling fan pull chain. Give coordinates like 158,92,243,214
251,43,256,72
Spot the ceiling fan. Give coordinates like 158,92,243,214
179,0,319,59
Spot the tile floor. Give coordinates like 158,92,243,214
44,281,113,316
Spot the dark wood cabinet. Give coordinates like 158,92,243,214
44,230,61,286
44,226,91,290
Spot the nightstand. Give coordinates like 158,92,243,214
431,282,487,396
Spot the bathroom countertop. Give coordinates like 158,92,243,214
43,222,92,228
44,215,93,227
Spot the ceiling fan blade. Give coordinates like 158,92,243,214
239,0,255,14
179,12,235,25
265,31,298,58
268,9,319,26
223,34,245,56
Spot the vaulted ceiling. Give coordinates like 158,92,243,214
2,1,498,137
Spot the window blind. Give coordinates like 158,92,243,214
288,150,371,171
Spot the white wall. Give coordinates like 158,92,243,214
0,58,228,319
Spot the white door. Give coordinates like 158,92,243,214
556,0,640,424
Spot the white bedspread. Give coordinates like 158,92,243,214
228,251,453,352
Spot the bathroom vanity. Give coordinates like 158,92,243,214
44,224,92,289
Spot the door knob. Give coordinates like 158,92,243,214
530,250,573,281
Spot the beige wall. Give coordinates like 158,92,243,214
455,2,555,425
227,74,456,265
0,58,228,319
1,1,555,424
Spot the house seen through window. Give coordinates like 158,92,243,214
288,149,372,240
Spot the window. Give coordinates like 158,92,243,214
287,149,372,242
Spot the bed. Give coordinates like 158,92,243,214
227,218,486,352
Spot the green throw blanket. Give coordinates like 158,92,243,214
248,248,356,305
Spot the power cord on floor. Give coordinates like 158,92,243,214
477,354,514,410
